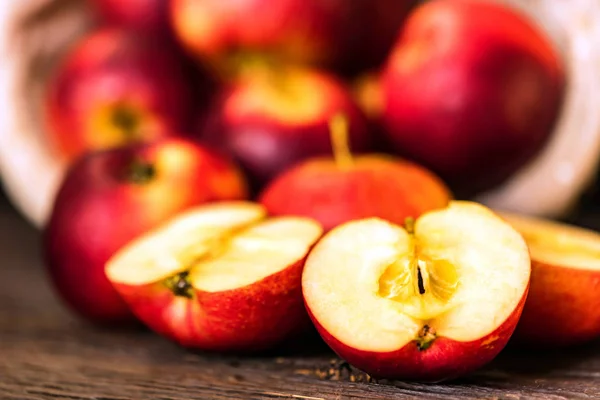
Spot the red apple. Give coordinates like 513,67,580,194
105,202,323,352
381,0,565,196
90,0,172,40
45,28,195,162
259,115,451,231
303,201,531,381
500,212,600,347
199,64,372,187
170,0,362,71
43,138,248,324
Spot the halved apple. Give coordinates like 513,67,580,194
302,201,531,381
106,201,323,352
500,212,600,347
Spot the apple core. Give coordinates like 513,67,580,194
378,241,459,323
158,231,238,298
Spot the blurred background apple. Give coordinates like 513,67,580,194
43,138,248,324
90,0,172,40
380,0,566,196
259,115,451,231
198,64,373,189
170,0,357,72
45,28,198,163
170,0,419,77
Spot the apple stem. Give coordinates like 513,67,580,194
127,159,156,185
329,113,354,169
405,218,415,235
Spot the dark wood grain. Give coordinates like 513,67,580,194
2,193,600,400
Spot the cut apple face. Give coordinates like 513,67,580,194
499,212,600,271
303,201,530,380
105,201,323,351
107,201,322,292
106,202,267,286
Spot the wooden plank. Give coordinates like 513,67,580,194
1,194,600,400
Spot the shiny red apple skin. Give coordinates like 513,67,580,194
513,260,600,347
307,289,528,382
43,139,248,324
90,0,172,39
111,257,311,352
381,0,565,195
259,155,451,231
170,0,359,69
45,28,195,162
199,66,372,187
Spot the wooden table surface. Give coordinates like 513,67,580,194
2,191,600,400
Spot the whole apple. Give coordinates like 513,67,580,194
89,0,172,40
199,64,372,188
259,115,451,231
170,0,360,70
43,138,248,324
45,28,196,162
381,0,565,196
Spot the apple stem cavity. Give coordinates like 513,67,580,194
164,271,194,299
127,159,157,185
416,325,437,351
329,113,354,170
112,105,141,138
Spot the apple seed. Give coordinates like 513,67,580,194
417,266,425,295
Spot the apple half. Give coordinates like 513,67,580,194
106,202,323,352
302,201,531,381
500,212,600,347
